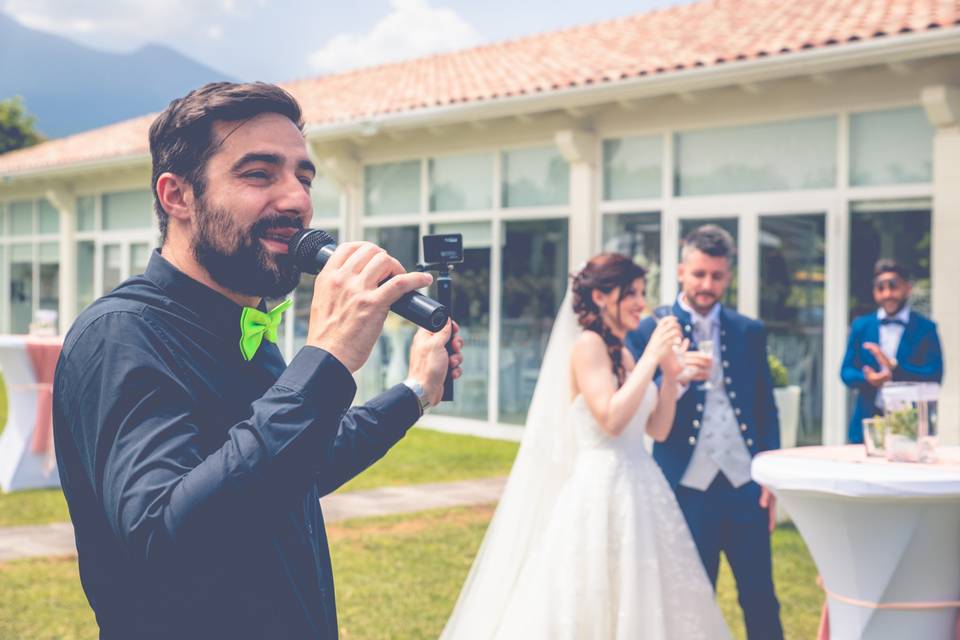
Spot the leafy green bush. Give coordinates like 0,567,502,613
768,353,789,388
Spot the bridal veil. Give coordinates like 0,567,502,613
440,290,580,639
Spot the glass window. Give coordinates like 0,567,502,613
364,161,421,216
77,241,96,315
10,201,33,236
849,200,931,321
311,173,340,219
675,116,837,196
102,190,153,230
129,243,151,276
102,244,123,293
38,242,59,316
77,195,96,231
603,136,662,200
678,218,739,307
359,226,420,401
760,214,826,446
429,222,491,420
10,244,33,333
500,218,568,424
602,212,662,308
38,199,59,234
849,107,933,186
429,153,493,212
501,146,569,208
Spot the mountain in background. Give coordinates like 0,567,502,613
0,11,236,139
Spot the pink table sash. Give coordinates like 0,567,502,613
24,337,62,455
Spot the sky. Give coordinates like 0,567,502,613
1,0,696,82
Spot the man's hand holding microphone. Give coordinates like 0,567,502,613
302,239,463,407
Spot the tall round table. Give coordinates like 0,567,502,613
0,334,62,492
752,445,960,640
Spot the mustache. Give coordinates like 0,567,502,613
250,214,304,238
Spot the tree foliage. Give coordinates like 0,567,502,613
0,97,44,154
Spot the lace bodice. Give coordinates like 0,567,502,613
570,382,658,455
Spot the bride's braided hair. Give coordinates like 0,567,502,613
571,253,647,386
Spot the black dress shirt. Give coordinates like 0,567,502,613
53,250,420,639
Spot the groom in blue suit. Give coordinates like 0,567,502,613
627,225,783,640
841,259,943,443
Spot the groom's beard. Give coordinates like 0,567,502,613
687,291,719,316
191,198,303,299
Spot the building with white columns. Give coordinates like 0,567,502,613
1,0,958,443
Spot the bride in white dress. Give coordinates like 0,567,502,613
442,254,730,640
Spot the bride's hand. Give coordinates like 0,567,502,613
660,337,690,379
644,316,683,366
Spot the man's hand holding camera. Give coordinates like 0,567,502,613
409,321,464,406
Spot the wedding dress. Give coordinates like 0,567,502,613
441,292,730,640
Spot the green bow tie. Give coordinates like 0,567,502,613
239,299,292,361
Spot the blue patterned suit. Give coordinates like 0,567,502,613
841,309,943,443
627,300,783,640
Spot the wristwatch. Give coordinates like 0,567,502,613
402,378,432,416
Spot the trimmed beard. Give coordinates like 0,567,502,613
191,196,303,299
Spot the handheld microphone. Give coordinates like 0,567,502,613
288,229,450,333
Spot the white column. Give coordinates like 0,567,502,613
554,129,598,269
922,85,960,445
45,186,76,335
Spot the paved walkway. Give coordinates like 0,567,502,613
0,476,507,563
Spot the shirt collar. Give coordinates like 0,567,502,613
143,249,266,342
877,305,910,324
677,294,721,327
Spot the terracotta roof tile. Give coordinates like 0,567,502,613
2,0,958,176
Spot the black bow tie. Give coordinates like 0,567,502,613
880,318,906,326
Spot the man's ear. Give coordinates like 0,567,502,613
677,262,685,281
155,173,195,224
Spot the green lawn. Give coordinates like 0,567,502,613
0,427,518,528
0,506,821,640
337,427,519,493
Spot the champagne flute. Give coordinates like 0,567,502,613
697,338,713,391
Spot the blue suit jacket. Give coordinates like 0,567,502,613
626,302,780,488
840,310,943,443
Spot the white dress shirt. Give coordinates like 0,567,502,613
875,306,910,408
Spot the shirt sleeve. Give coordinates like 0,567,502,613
59,310,357,566
314,383,421,497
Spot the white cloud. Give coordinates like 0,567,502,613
2,0,265,49
308,0,481,73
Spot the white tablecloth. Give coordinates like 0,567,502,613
753,446,960,640
0,334,61,491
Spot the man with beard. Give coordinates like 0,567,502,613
841,259,943,443
626,225,783,639
52,82,463,639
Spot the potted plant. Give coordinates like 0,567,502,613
768,353,801,449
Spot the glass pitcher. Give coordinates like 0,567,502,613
880,382,940,463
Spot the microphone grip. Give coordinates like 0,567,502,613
314,245,449,333
390,291,449,332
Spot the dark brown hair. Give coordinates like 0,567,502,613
148,82,304,243
874,258,910,282
681,224,735,262
571,253,647,385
